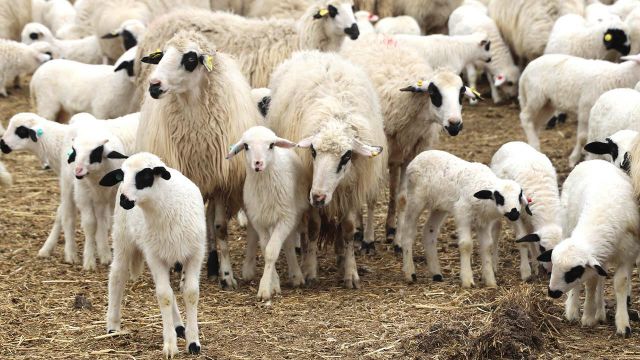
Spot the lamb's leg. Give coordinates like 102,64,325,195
146,256,179,358
95,205,112,265
182,252,203,354
205,201,218,279
60,177,78,264
454,216,475,288
242,222,258,282
421,210,447,282
614,266,632,337
128,246,144,281
258,223,294,301
301,209,319,283
386,164,401,244
466,64,479,105
491,220,501,273
283,231,304,288
78,202,98,271
596,276,606,323
477,224,497,288
171,295,184,339
514,220,532,281
361,195,377,254
582,275,599,327
568,107,589,168
213,199,237,289
487,72,503,105
342,210,360,289
106,243,132,334
520,109,541,150
565,287,581,322
37,204,62,258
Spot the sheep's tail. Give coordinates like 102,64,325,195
0,161,12,187
629,134,640,198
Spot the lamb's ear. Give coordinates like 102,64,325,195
480,39,491,51
114,60,133,74
27,128,38,142
101,31,120,39
525,204,533,216
99,169,124,187
587,258,608,277
515,233,540,243
464,87,483,101
352,138,383,158
274,137,297,149
141,51,163,64
584,141,612,155
400,80,428,93
226,140,245,159
67,147,76,163
313,8,329,19
107,151,128,159
474,190,493,200
494,74,506,87
537,249,553,262
297,136,314,148
152,166,171,180
369,14,380,22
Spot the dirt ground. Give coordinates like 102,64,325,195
1,81,640,360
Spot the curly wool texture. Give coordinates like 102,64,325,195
267,50,387,219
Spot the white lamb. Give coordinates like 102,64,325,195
448,0,520,104
0,39,51,97
397,150,528,288
375,0,462,34
32,0,76,36
30,46,138,121
374,16,421,36
99,19,146,53
248,0,313,19
101,152,204,358
518,53,640,167
226,126,307,301
540,160,640,337
584,130,638,172
490,141,563,280
354,10,376,35
21,22,103,64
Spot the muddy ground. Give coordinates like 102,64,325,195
1,81,640,359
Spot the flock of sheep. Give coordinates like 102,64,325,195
2,0,640,357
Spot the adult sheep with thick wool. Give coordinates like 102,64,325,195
0,39,51,97
32,0,76,36
0,0,32,41
267,50,387,288
376,0,462,35
136,30,261,288
21,22,104,64
248,0,313,19
134,1,360,89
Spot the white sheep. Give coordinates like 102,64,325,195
32,0,76,36
585,130,638,172
1,113,78,263
376,0,462,34
518,53,640,167
21,22,103,64
0,0,32,41
0,39,51,97
354,10,376,35
540,160,640,336
226,126,308,301
267,50,387,288
490,141,563,280
248,0,312,19
397,150,528,288
100,152,204,358
448,0,520,104
137,30,261,288
30,46,138,121
0,160,10,187
134,1,360,89
374,15,420,36
586,0,640,21
99,19,146,53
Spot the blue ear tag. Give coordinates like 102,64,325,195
67,149,73,156
36,128,44,137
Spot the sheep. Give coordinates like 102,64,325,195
1,113,78,263
21,22,103,64
0,40,51,97
448,0,520,104
539,160,640,336
374,15,421,36
488,0,586,64
584,130,638,172
248,0,313,19
490,141,563,281
354,10,376,35
134,1,360,89
518,53,640,167
250,88,272,118
0,160,10,187
397,150,529,288
0,0,32,41
392,32,492,75
137,30,261,288
587,0,640,21
67,114,139,270
341,35,480,248
226,126,308,301
99,19,146,53
100,152,204,358
376,0,463,35
32,0,76,36
30,46,138,121
267,50,387,288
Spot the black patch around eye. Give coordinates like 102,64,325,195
152,166,171,180
181,51,199,72
121,30,137,50
15,126,29,139
493,191,505,206
427,83,442,107
114,60,134,77
89,145,104,164
328,5,338,17
484,41,491,51
458,86,465,105
310,144,317,159
67,147,76,163
564,265,585,283
337,150,352,173
135,168,155,189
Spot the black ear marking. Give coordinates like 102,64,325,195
141,51,163,64
101,32,120,39
584,141,613,156
153,166,171,180
537,249,553,262
107,151,128,159
493,191,505,206
99,169,124,187
564,265,585,283
594,264,608,277
515,233,540,243
474,190,493,200
67,147,76,163
28,129,38,142
258,96,271,117
458,86,465,105
525,205,533,216
181,51,199,72
121,30,137,50
328,4,338,17
622,153,631,173
114,60,134,77
89,145,104,164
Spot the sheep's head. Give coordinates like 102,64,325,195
311,0,360,40
474,179,530,222
584,130,637,173
100,152,171,210
493,64,520,100
101,19,146,51
21,22,51,44
538,240,607,299
297,120,383,208
144,30,217,99
516,224,563,273
114,46,138,82
68,128,128,180
470,32,492,63
0,113,44,154
226,126,297,173
401,70,478,136
603,28,631,56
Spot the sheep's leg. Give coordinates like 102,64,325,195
146,256,179,358
514,220,532,281
37,204,62,258
258,223,293,301
582,275,599,327
301,209,319,283
615,266,632,337
213,199,237,289
568,107,589,168
242,222,258,282
491,220,501,273
354,209,364,250
205,201,218,279
128,246,144,281
342,211,360,289
466,64,479,105
565,287,581,322
596,276,606,323
454,216,475,288
171,295,184,339
182,252,203,354
520,110,541,150
95,204,112,265
385,164,401,244
78,202,98,271
60,177,78,264
487,72,503,105
422,210,447,282
361,196,377,254
283,231,304,287
477,224,497,288
106,243,132,333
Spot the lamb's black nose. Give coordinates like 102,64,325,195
548,287,562,299
505,208,520,221
120,193,136,210
149,83,164,99
0,139,12,154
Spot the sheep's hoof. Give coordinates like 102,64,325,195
411,273,417,282
343,278,360,289
622,326,632,338
385,227,396,243
107,329,116,334
175,326,185,339
163,342,179,359
432,274,443,282
304,277,317,287
37,249,52,258
188,342,201,355
393,244,402,254
64,253,80,264
361,241,376,255
220,274,238,290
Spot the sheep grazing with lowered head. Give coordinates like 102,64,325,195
267,50,387,288
134,1,360,89
100,152,204,358
585,129,637,172
137,30,261,288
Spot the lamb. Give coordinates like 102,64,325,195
0,0,32,41
448,0,520,104
248,0,313,19
397,150,529,288
490,141,563,280
539,160,640,336
375,0,462,35
393,32,492,74
354,10,376,35
99,19,146,53
226,126,308,301
137,30,261,288
374,15,421,36
21,22,103,64
100,152,204,358
0,39,51,97
518,54,640,167
267,50,387,288
32,0,76,36
30,46,138,121
1,113,78,263
584,130,638,172
341,35,479,248
250,88,272,118
134,1,360,89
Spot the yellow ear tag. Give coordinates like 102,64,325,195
319,8,329,17
604,33,613,42
111,30,119,36
149,49,163,59
203,55,214,72
371,151,380,157
471,87,481,97
417,80,424,87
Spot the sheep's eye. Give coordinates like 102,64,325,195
244,143,249,151
269,143,275,150
310,145,317,159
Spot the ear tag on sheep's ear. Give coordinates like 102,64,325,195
417,80,424,88
605,33,613,42
203,55,214,72
314,8,329,18
36,128,43,137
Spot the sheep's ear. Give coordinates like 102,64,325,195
591,264,608,277
480,39,490,50
101,31,120,39
516,233,540,243
297,136,314,148
474,190,493,200
67,147,76,163
314,8,329,19
537,249,553,262
28,128,38,142
199,54,214,72
584,141,612,155
107,151,128,159
226,141,245,159
621,153,631,173
352,138,383,158
525,204,533,216
464,86,483,101
99,169,124,187
141,50,163,64
274,137,297,149
152,166,171,180
494,74,506,87
114,60,134,76
400,80,428,93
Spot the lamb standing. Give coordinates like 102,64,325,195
21,22,103,64
0,39,51,97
